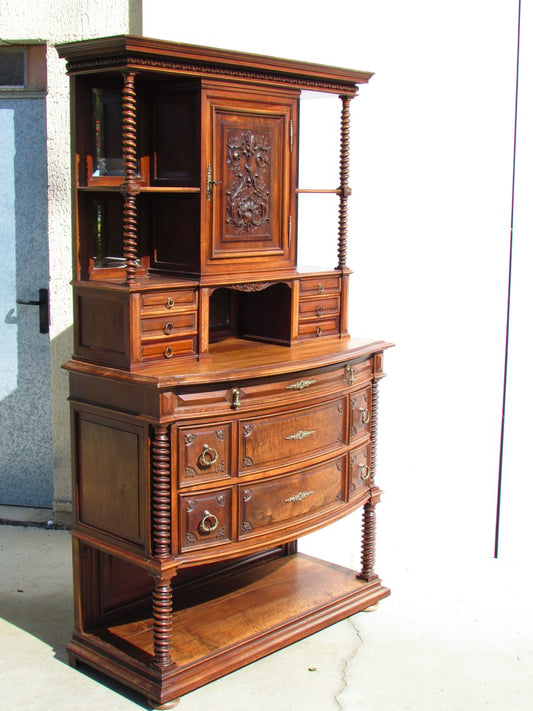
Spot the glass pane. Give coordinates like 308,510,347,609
0,48,25,86
92,88,125,176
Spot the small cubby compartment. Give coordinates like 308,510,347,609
209,282,293,346
75,75,201,189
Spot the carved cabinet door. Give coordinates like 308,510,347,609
203,85,298,272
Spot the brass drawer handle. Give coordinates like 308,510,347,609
199,443,219,468
359,407,370,425
231,387,241,410
163,321,174,335
166,297,175,309
285,490,315,504
285,429,315,441
286,379,316,391
317,283,325,294
359,464,370,482
345,365,355,384
315,326,322,337
164,346,173,359
199,510,219,534
316,305,324,317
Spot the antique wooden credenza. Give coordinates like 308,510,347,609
57,35,391,708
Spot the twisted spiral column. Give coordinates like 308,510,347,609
152,577,174,669
151,425,172,559
359,502,378,581
337,95,353,270
122,72,139,284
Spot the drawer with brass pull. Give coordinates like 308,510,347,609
238,455,346,539
140,336,197,362
179,487,233,551
140,312,197,341
298,317,339,340
298,295,340,320
349,385,372,442
176,422,231,484
239,397,346,475
140,288,197,314
348,443,372,497
299,275,340,296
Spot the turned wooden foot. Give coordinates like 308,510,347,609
147,698,180,709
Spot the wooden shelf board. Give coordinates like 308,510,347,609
70,553,389,703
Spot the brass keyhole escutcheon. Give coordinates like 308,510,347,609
199,443,219,468
199,510,219,534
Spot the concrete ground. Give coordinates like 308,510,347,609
1,510,533,711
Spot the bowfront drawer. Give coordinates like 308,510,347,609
350,386,372,442
349,443,371,497
176,422,231,484
140,288,197,314
239,397,346,475
140,312,197,341
239,456,346,538
179,487,232,551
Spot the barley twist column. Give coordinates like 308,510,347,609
122,71,139,284
150,425,176,672
358,378,380,582
337,94,353,270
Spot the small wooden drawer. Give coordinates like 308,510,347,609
349,443,372,497
140,289,197,314
299,275,340,296
350,386,372,442
239,456,345,539
141,336,197,362
140,312,197,341
239,397,346,475
177,422,231,484
298,295,340,319
179,487,233,551
298,317,339,340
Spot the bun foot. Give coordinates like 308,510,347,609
147,698,180,709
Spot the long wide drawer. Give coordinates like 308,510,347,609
238,396,346,475
238,455,346,539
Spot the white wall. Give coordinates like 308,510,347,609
0,0,140,514
144,0,526,564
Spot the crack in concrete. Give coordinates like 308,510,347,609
334,617,364,710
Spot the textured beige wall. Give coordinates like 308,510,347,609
0,0,142,516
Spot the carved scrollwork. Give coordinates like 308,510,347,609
184,433,196,446
229,282,274,292
225,129,271,235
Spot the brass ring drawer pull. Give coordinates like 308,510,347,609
315,326,322,337
199,510,219,534
163,322,174,335
317,283,325,293
199,443,219,468
231,387,241,410
359,407,370,425
359,464,370,481
166,297,175,309
316,305,324,317
164,346,173,359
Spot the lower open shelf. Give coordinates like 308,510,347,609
68,552,390,707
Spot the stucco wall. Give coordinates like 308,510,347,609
0,0,142,515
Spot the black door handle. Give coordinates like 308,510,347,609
16,288,49,334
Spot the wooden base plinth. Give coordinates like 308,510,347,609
68,552,389,708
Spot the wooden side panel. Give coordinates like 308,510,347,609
75,410,146,546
